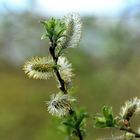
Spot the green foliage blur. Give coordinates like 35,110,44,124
1,3,140,140
94,106,117,128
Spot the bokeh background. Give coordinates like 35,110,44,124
1,0,140,139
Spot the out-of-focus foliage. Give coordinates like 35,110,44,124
1,4,140,140
94,106,116,128
61,109,88,139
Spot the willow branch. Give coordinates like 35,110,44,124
120,127,140,138
114,125,140,138
77,128,83,140
49,42,67,94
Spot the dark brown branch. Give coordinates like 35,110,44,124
54,67,67,94
49,45,67,94
120,127,140,138
77,128,83,140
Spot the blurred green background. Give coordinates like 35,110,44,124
1,0,140,140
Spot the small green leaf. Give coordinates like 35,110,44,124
40,18,66,42
40,20,47,26
102,106,112,118
94,117,107,128
56,29,66,38
62,121,75,129
94,106,117,128
75,112,88,128
41,34,48,40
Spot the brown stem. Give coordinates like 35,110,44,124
120,127,140,138
49,45,67,94
77,128,83,140
54,67,67,94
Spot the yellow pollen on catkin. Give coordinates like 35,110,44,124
31,63,54,72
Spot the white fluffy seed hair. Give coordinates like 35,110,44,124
23,56,54,80
47,92,75,117
57,56,73,83
119,97,140,119
60,13,82,48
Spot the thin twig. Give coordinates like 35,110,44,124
77,128,83,140
49,44,67,94
114,125,140,138
120,127,140,138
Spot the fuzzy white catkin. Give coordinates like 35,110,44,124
23,56,73,82
57,56,73,83
119,97,140,119
59,13,82,48
47,92,75,117
23,57,54,80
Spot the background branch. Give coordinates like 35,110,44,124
120,127,140,138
